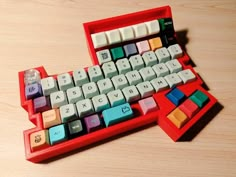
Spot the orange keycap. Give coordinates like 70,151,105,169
42,109,61,128
30,130,50,152
167,108,188,128
149,37,162,51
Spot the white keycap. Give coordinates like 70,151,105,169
92,94,110,112
76,99,94,117
88,65,104,82
145,20,160,35
66,86,84,104
151,77,169,92
139,67,156,81
106,29,121,45
125,70,142,85
50,91,68,108
155,47,170,63
122,85,140,102
73,68,89,86
168,44,183,59
82,82,99,99
41,77,58,96
132,23,148,39
97,78,114,94
119,26,135,41
116,58,131,74
57,73,74,91
102,61,118,78
111,74,129,90
136,81,154,98
152,63,169,77
91,32,108,49
96,49,112,65
129,54,144,70
107,89,125,107
142,51,158,66
24,69,41,85
60,104,77,123
164,73,182,88
178,69,196,83
166,59,182,73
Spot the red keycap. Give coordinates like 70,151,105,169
179,99,199,118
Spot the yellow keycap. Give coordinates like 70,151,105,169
167,108,188,128
30,130,50,152
42,109,61,128
149,37,162,51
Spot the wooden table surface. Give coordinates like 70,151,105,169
1,0,236,177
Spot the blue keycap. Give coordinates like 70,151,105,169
166,88,185,106
102,103,133,127
123,43,138,58
49,124,67,145
25,83,42,100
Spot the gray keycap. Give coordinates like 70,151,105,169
92,94,110,112
111,74,129,90
168,44,183,59
88,65,103,82
66,86,84,104
142,51,158,66
164,73,182,88
60,104,78,123
107,89,125,107
50,91,68,108
76,99,94,117
166,59,182,73
73,68,89,86
151,77,169,92
155,47,170,63
102,61,118,78
96,49,112,65
97,78,114,94
152,63,169,77
57,73,74,91
139,67,156,81
122,85,140,102
136,81,154,98
116,58,131,74
177,69,196,83
41,77,58,96
125,70,142,85
129,54,144,70
82,82,99,99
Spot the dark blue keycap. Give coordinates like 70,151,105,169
25,83,43,100
166,88,185,106
123,43,138,58
33,96,51,113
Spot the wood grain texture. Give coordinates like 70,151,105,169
0,0,236,176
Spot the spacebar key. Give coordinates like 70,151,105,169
102,103,133,127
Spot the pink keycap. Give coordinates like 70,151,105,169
138,97,158,115
136,40,150,54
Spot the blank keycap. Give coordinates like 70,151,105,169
166,59,182,73
155,47,171,63
178,69,196,83
152,63,169,77
49,124,68,145
60,104,78,123
167,108,188,128
42,109,61,128
116,58,131,74
138,97,158,115
112,74,129,90
84,114,103,133
41,77,58,96
149,37,162,51
96,49,112,65
106,29,121,45
102,61,118,78
57,73,74,91
102,103,133,127
24,69,41,85
33,96,51,113
166,88,185,106
91,32,108,49
50,91,68,108
97,78,114,94
92,94,110,112
66,86,84,104
151,77,169,92
189,90,209,108
132,23,148,39
136,81,154,98
107,89,125,107
119,26,135,41
82,82,99,99
73,68,89,87
88,65,103,82
129,54,144,70
164,73,182,88
142,51,158,66
136,40,150,54
25,83,43,100
139,67,156,81
111,47,124,60
145,20,160,35
122,85,140,102
179,99,199,118
168,44,183,59
123,43,138,57
76,99,94,117
30,130,49,152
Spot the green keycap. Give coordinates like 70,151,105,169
111,47,124,60
189,90,209,108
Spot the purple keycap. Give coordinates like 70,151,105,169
25,83,42,100
123,43,138,58
84,114,102,133
33,96,51,113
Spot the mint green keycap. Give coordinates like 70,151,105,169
111,47,124,60
189,90,209,108
102,103,133,127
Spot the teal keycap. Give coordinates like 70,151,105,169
189,90,209,108
110,47,124,60
102,103,133,127
49,124,67,145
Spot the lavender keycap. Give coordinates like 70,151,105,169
84,114,102,133
33,96,51,113
25,83,42,100
123,43,138,58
